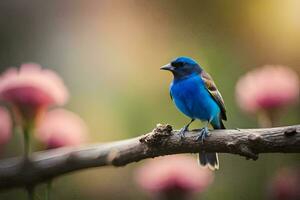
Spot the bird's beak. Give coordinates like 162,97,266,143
160,63,174,71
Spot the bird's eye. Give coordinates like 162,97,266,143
171,61,184,68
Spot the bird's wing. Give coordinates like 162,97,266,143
200,70,227,121
170,90,173,100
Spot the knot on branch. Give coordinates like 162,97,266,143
239,144,258,160
284,128,300,137
248,133,262,142
140,124,173,146
226,141,236,150
107,148,120,165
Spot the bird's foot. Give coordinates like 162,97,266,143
196,127,210,143
178,126,188,139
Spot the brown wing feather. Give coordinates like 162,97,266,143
201,71,227,121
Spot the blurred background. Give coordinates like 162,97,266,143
0,0,299,199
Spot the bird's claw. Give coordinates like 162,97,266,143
178,126,188,139
196,127,210,143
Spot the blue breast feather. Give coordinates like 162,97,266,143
170,74,221,123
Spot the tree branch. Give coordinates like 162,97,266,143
0,124,299,190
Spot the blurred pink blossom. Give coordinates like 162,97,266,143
36,108,87,149
0,63,69,126
268,167,300,200
135,155,214,199
236,65,299,113
0,107,12,146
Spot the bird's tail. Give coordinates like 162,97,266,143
198,119,225,170
198,152,219,170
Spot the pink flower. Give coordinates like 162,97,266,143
135,155,214,199
36,109,87,149
0,107,12,146
0,63,69,126
268,168,300,200
236,65,299,113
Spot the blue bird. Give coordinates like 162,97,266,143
160,56,227,170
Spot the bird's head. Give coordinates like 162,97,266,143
160,56,202,79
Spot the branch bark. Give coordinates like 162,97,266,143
0,124,299,190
